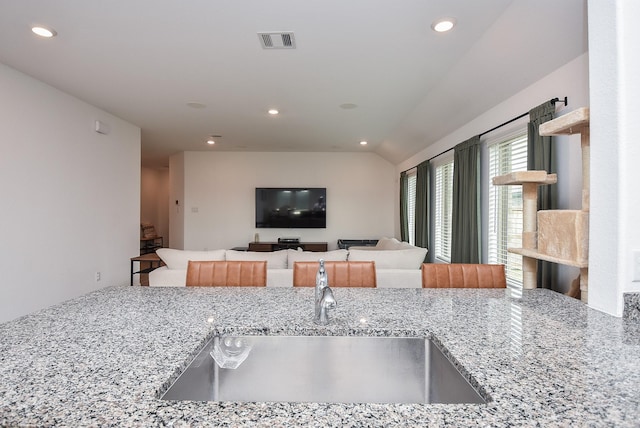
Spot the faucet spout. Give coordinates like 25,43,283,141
315,259,327,303
314,259,336,325
315,287,336,325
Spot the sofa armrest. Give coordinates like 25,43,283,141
148,266,187,287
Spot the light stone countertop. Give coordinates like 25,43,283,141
1,285,639,427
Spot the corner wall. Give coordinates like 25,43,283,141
588,0,640,316
0,63,140,323
173,151,396,250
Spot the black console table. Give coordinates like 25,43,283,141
130,253,164,286
337,239,379,249
248,242,328,252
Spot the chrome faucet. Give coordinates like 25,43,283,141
314,259,336,325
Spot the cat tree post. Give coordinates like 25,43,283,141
522,182,539,289
492,172,557,290
539,107,590,302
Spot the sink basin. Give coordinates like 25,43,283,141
162,335,486,404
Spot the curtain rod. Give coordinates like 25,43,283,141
400,96,567,175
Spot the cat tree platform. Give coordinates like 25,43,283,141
493,107,590,302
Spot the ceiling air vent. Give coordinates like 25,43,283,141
258,32,296,49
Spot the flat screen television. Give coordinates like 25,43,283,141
255,187,326,228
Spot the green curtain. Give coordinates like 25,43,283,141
400,171,409,242
415,160,430,249
528,100,558,289
451,135,481,263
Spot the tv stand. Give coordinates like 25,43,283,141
248,241,328,252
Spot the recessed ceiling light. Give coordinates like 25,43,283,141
268,109,279,115
206,135,221,145
360,141,368,146
432,18,456,33
32,26,57,38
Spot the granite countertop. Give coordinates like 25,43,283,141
1,286,639,427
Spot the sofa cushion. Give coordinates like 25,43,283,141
348,248,428,269
286,249,348,267
225,249,288,269
374,237,417,250
156,248,226,270
374,237,401,249
349,237,405,251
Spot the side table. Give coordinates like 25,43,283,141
140,236,163,254
130,253,164,286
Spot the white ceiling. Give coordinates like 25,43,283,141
0,0,587,168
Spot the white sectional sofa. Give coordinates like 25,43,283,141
149,238,428,288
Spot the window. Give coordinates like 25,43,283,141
488,133,527,287
406,170,417,246
434,159,454,262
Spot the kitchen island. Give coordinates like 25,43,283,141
1,286,639,427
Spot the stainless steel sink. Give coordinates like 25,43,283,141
162,335,486,404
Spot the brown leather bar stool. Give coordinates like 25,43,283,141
293,261,377,287
421,263,507,288
186,260,267,286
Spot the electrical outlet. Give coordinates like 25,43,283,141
95,271,101,282
633,251,640,282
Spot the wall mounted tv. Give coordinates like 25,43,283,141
255,188,326,229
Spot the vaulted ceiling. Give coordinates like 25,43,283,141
0,0,587,168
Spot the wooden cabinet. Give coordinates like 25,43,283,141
248,242,328,252
247,242,275,252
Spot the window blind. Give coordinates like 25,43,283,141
434,160,454,262
407,171,417,246
488,133,527,287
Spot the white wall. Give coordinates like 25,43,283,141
620,0,640,295
588,0,640,316
169,152,185,249
395,53,590,292
0,63,140,323
172,151,396,250
141,167,170,246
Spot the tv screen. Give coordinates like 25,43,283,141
255,188,326,228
